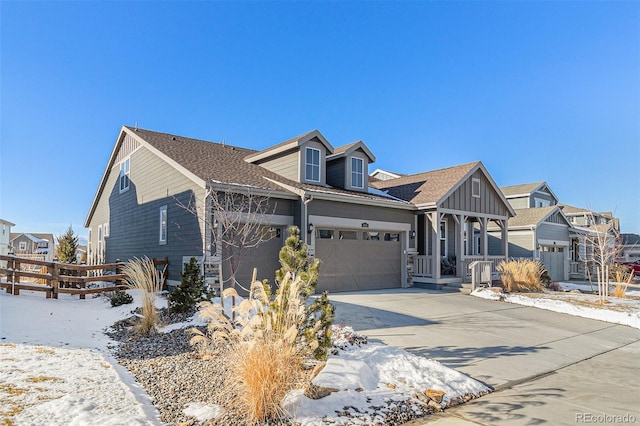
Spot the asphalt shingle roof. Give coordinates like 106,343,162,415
370,161,479,205
508,207,558,227
126,127,407,203
500,182,545,197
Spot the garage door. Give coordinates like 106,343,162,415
540,250,565,282
314,228,402,293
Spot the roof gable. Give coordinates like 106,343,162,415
328,140,376,163
501,181,560,204
371,161,515,216
244,130,334,164
508,206,571,228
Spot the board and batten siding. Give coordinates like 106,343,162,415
253,149,299,182
88,144,206,282
440,170,509,217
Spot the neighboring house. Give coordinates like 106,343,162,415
85,126,417,293
619,234,640,262
0,219,15,257
9,233,55,262
76,245,88,263
498,182,571,281
369,169,405,181
371,162,516,285
559,204,620,231
488,206,573,281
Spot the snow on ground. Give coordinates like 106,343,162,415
0,289,163,425
283,342,489,425
471,285,640,329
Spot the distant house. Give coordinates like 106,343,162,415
497,182,572,281
85,126,416,293
0,219,15,257
371,161,515,285
9,233,55,262
369,169,405,181
619,234,640,262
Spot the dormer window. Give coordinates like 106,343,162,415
305,147,320,182
351,157,364,189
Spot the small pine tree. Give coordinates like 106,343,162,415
170,257,211,313
275,226,334,360
56,226,79,263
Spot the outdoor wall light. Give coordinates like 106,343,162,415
410,230,416,239
213,219,219,229
308,223,315,233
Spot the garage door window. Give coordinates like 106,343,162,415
317,229,334,239
363,232,380,241
339,230,358,240
384,233,400,242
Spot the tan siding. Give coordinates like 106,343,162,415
508,197,530,209
115,133,140,164
255,149,299,181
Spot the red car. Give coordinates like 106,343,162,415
623,260,640,276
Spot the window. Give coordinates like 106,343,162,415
159,205,167,244
351,157,364,189
363,232,380,241
104,223,109,238
534,198,550,207
19,241,26,251
305,147,320,182
440,220,447,257
317,229,334,239
384,233,400,242
97,225,103,260
119,158,130,193
339,230,358,240
472,178,480,198
88,229,92,258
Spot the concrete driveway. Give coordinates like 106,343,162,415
329,288,640,426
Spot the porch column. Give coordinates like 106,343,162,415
481,217,488,261
432,211,440,279
501,219,508,259
456,214,465,277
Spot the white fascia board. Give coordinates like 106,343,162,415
538,239,570,246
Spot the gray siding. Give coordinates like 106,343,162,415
309,200,414,225
537,223,570,243
505,231,534,258
441,170,510,217
326,157,346,188
88,144,205,282
530,190,556,207
254,149,299,182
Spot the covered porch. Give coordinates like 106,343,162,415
412,209,509,284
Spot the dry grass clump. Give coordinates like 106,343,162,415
610,264,634,299
497,259,546,292
121,257,165,336
189,270,310,422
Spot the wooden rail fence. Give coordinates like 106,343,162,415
0,255,168,300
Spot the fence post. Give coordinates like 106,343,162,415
13,260,21,295
50,262,59,299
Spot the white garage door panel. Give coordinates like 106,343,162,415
540,251,564,282
315,234,401,293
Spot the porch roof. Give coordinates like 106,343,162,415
370,161,479,205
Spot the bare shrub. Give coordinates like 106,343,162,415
121,257,165,336
610,264,634,298
497,259,546,292
189,270,311,422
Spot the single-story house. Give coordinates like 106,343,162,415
9,233,55,262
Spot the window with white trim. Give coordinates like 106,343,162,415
440,220,447,257
159,205,167,244
534,197,550,207
119,158,130,193
88,229,92,259
19,241,26,251
104,223,109,238
97,225,103,260
351,157,364,189
472,178,480,198
305,147,320,182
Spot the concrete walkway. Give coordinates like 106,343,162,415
329,288,640,426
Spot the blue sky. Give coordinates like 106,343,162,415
1,1,638,238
